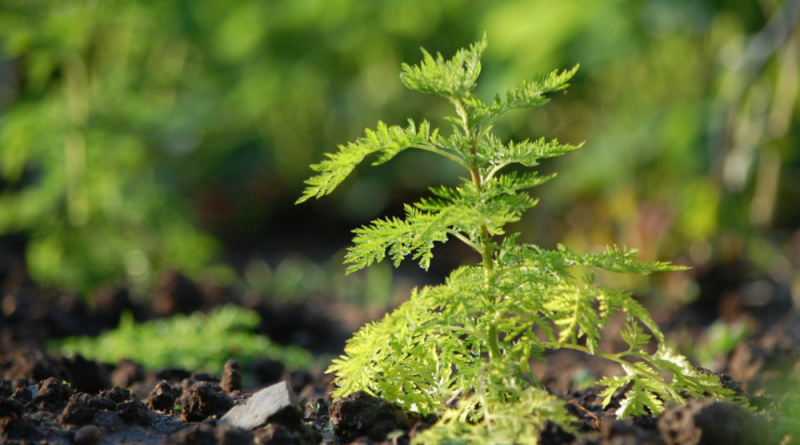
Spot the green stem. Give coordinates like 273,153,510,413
480,227,494,274
456,98,499,367
484,163,507,182
445,229,480,250
542,341,683,401
412,144,470,170
455,99,494,278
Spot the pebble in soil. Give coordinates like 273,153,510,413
221,381,303,429
73,424,102,445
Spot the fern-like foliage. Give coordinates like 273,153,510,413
400,36,486,100
414,386,574,445
296,120,437,203
299,37,743,444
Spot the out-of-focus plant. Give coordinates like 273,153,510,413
0,0,221,293
1,0,797,298
691,320,754,369
0,0,488,294
50,305,313,373
481,0,800,269
243,254,395,306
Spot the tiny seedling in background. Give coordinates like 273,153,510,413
50,305,312,374
299,36,742,443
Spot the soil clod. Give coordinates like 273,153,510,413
35,377,72,405
165,422,254,445
221,360,242,394
0,416,41,443
254,423,321,445
99,386,132,405
328,390,409,442
117,397,152,426
60,398,98,425
149,381,177,412
0,398,23,419
9,386,32,403
601,418,664,445
181,382,234,422
657,400,772,445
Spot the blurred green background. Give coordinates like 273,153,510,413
0,0,798,310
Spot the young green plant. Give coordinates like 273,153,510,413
298,36,740,443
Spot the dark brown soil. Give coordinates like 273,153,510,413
1,331,794,445
1,251,798,444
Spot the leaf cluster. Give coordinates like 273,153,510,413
327,243,710,414
299,37,743,444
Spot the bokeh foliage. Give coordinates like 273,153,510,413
0,0,797,294
50,305,313,373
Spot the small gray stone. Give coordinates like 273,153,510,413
219,381,302,430
73,425,102,445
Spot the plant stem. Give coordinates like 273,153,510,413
413,144,470,169
487,321,502,360
456,98,500,365
455,99,495,277
542,341,683,401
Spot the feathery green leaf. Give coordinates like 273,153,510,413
297,120,435,203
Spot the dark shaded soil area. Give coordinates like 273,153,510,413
1,247,799,444
0,251,353,356
0,339,794,445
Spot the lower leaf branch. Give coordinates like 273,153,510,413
445,229,479,250
542,341,683,402
545,342,649,375
413,143,470,169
